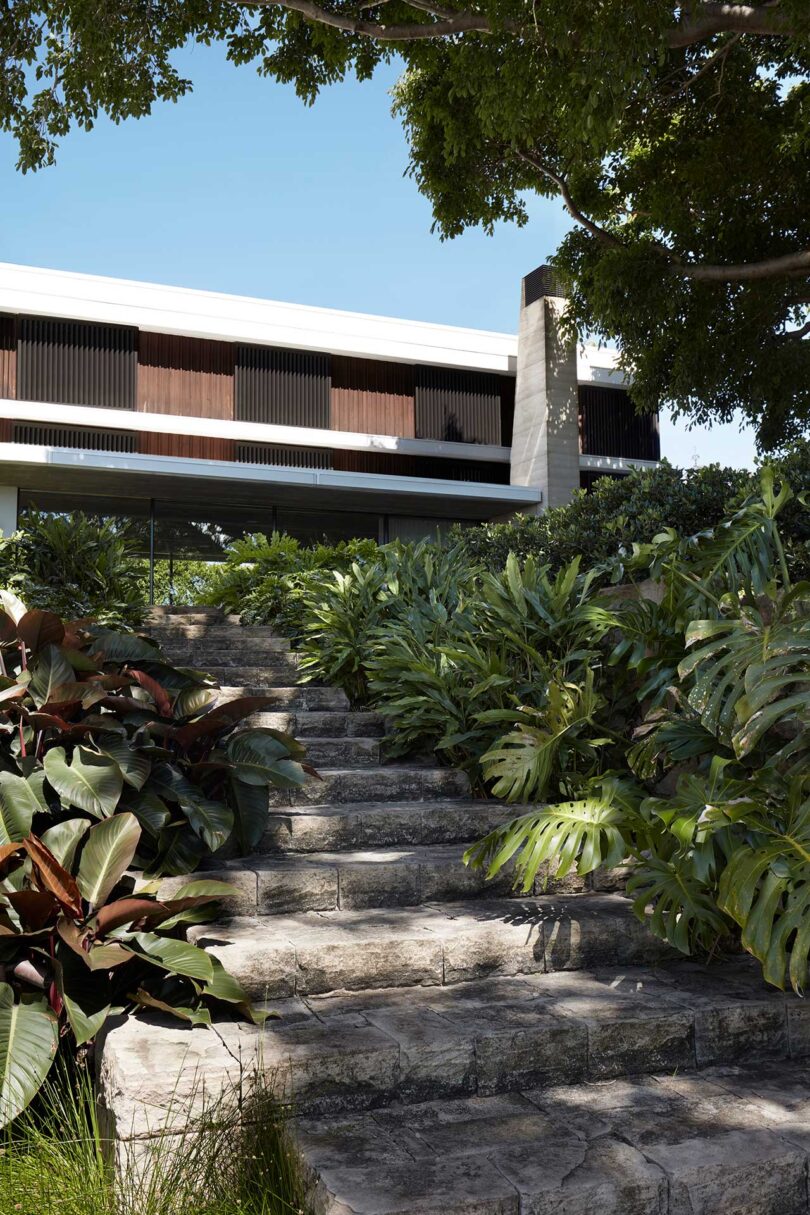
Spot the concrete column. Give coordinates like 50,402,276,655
510,267,580,510
0,486,18,536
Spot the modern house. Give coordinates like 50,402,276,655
0,262,659,562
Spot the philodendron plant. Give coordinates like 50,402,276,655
0,590,312,1125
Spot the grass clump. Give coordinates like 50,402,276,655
0,1061,309,1215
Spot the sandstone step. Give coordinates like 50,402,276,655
147,606,225,619
291,1060,810,1215
179,842,528,916
98,963,807,1148
148,626,290,648
267,767,470,808
160,648,299,667
193,665,308,686
187,895,672,999
261,799,514,853
303,738,383,769
216,686,350,711
249,710,385,738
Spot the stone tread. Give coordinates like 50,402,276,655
250,711,385,738
294,1060,810,1215
170,843,585,916
216,685,351,710
261,798,516,853
187,894,673,998
267,766,470,808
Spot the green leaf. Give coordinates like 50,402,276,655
228,776,269,852
29,645,75,707
98,737,152,791
0,772,46,843
179,796,233,854
76,813,141,907
128,932,214,982
44,746,124,818
40,818,91,869
0,984,59,1127
226,729,307,788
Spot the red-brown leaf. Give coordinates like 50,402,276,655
4,889,59,931
25,836,83,918
128,669,172,717
16,610,65,653
91,897,168,936
172,696,275,748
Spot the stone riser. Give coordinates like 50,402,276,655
303,739,383,769
166,651,301,670
188,665,309,686
267,767,470,808
260,800,514,854
188,896,672,1000
217,686,350,711
149,628,290,648
249,711,385,738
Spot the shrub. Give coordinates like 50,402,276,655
0,512,147,627
453,441,810,579
0,592,309,1122
466,470,810,992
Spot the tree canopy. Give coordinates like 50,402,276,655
2,1,808,448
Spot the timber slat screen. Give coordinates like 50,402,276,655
0,315,15,399
414,365,503,445
235,346,330,427
578,385,660,461
330,357,415,437
17,318,137,409
137,333,234,418
236,442,333,469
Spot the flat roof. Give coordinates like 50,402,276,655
0,262,627,385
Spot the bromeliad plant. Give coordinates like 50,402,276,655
466,471,810,994
0,591,312,1125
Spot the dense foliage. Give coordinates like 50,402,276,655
0,512,148,627
2,4,808,444
241,470,810,993
0,592,309,1123
453,446,810,578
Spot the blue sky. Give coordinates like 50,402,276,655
1,44,757,468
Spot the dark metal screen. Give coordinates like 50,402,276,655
17,318,137,408
13,422,136,452
235,442,332,469
414,366,502,445
578,386,660,460
235,346,330,427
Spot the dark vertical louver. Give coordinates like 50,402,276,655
579,470,630,492
17,318,137,409
578,386,660,461
414,366,502,445
0,316,15,399
13,422,136,452
500,377,515,447
235,442,332,469
235,346,330,427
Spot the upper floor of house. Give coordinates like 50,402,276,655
0,262,659,492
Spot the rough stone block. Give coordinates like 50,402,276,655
364,1006,475,1103
256,859,339,914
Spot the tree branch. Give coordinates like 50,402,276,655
668,3,796,48
519,151,810,285
246,0,506,40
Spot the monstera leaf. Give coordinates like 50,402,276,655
627,854,732,956
464,777,639,891
0,984,59,1127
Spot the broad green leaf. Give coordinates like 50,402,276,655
40,818,90,869
226,728,306,787
0,984,59,1127
29,645,74,706
62,995,110,1045
0,772,45,843
228,777,269,852
128,932,214,982
77,813,141,908
124,788,171,838
98,737,152,791
179,796,233,854
44,746,124,818
131,989,211,1026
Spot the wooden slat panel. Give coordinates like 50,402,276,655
139,433,236,461
138,333,234,419
0,316,16,399
331,357,415,437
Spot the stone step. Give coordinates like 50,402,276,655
98,961,807,1142
291,1059,810,1215
146,605,225,619
175,842,535,916
187,895,672,999
216,686,350,711
162,647,298,667
261,798,513,854
303,738,383,769
148,626,290,647
249,710,385,738
268,767,469,808
193,664,307,686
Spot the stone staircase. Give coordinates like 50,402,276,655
98,607,810,1215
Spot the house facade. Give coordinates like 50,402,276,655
0,262,659,561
